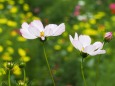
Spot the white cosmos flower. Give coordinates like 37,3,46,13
20,20,65,40
69,32,106,56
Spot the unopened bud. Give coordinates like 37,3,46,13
104,32,112,42
6,61,14,70
18,80,26,86
19,61,26,68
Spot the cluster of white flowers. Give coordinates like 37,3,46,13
20,20,107,56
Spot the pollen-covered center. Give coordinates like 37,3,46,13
40,31,44,37
81,47,84,51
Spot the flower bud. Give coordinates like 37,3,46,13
19,61,26,68
6,61,14,70
104,32,112,42
18,80,26,86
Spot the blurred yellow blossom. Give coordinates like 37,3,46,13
8,0,15,5
17,36,26,42
0,45,3,52
18,48,26,57
0,4,4,10
26,12,33,18
62,32,68,37
6,40,12,45
7,20,17,27
18,0,24,4
83,28,98,36
111,16,115,21
13,65,21,75
73,24,79,30
10,6,18,13
0,0,5,2
2,52,12,61
0,28,2,33
0,68,6,76
7,47,14,54
57,39,63,44
94,12,105,19
21,56,30,62
0,18,7,24
84,23,90,28
67,45,73,52
54,45,61,50
89,19,96,24
11,30,17,36
32,16,40,20
23,4,29,11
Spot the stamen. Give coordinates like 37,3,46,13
40,31,44,37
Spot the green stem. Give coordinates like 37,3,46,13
23,68,26,83
95,42,105,86
81,58,87,86
8,70,11,86
43,43,56,86
95,55,101,86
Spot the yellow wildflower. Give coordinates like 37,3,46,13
0,18,7,24
13,65,21,75
0,68,6,76
54,45,61,50
2,52,12,61
67,45,73,52
111,16,115,21
73,24,79,30
7,20,17,27
23,4,29,11
89,19,96,24
17,36,26,42
83,28,98,36
0,45,3,52
26,12,33,18
10,6,18,13
18,48,26,57
11,30,17,36
7,47,14,54
18,0,24,4
21,56,30,62
0,4,4,10
6,40,12,45
8,0,15,5
94,12,105,19
0,28,2,33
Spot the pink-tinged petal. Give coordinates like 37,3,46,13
89,50,106,56
44,24,57,36
69,35,74,43
72,40,83,51
28,25,41,37
74,32,78,40
20,28,37,39
52,23,65,36
69,35,83,51
79,35,91,48
30,20,44,31
93,42,103,49
83,45,96,54
21,22,29,29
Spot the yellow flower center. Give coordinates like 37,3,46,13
81,47,84,51
40,31,44,37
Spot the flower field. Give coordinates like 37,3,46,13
0,0,115,86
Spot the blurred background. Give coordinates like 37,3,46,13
0,0,115,86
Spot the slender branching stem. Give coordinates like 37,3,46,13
43,43,56,86
81,57,87,86
8,70,11,86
